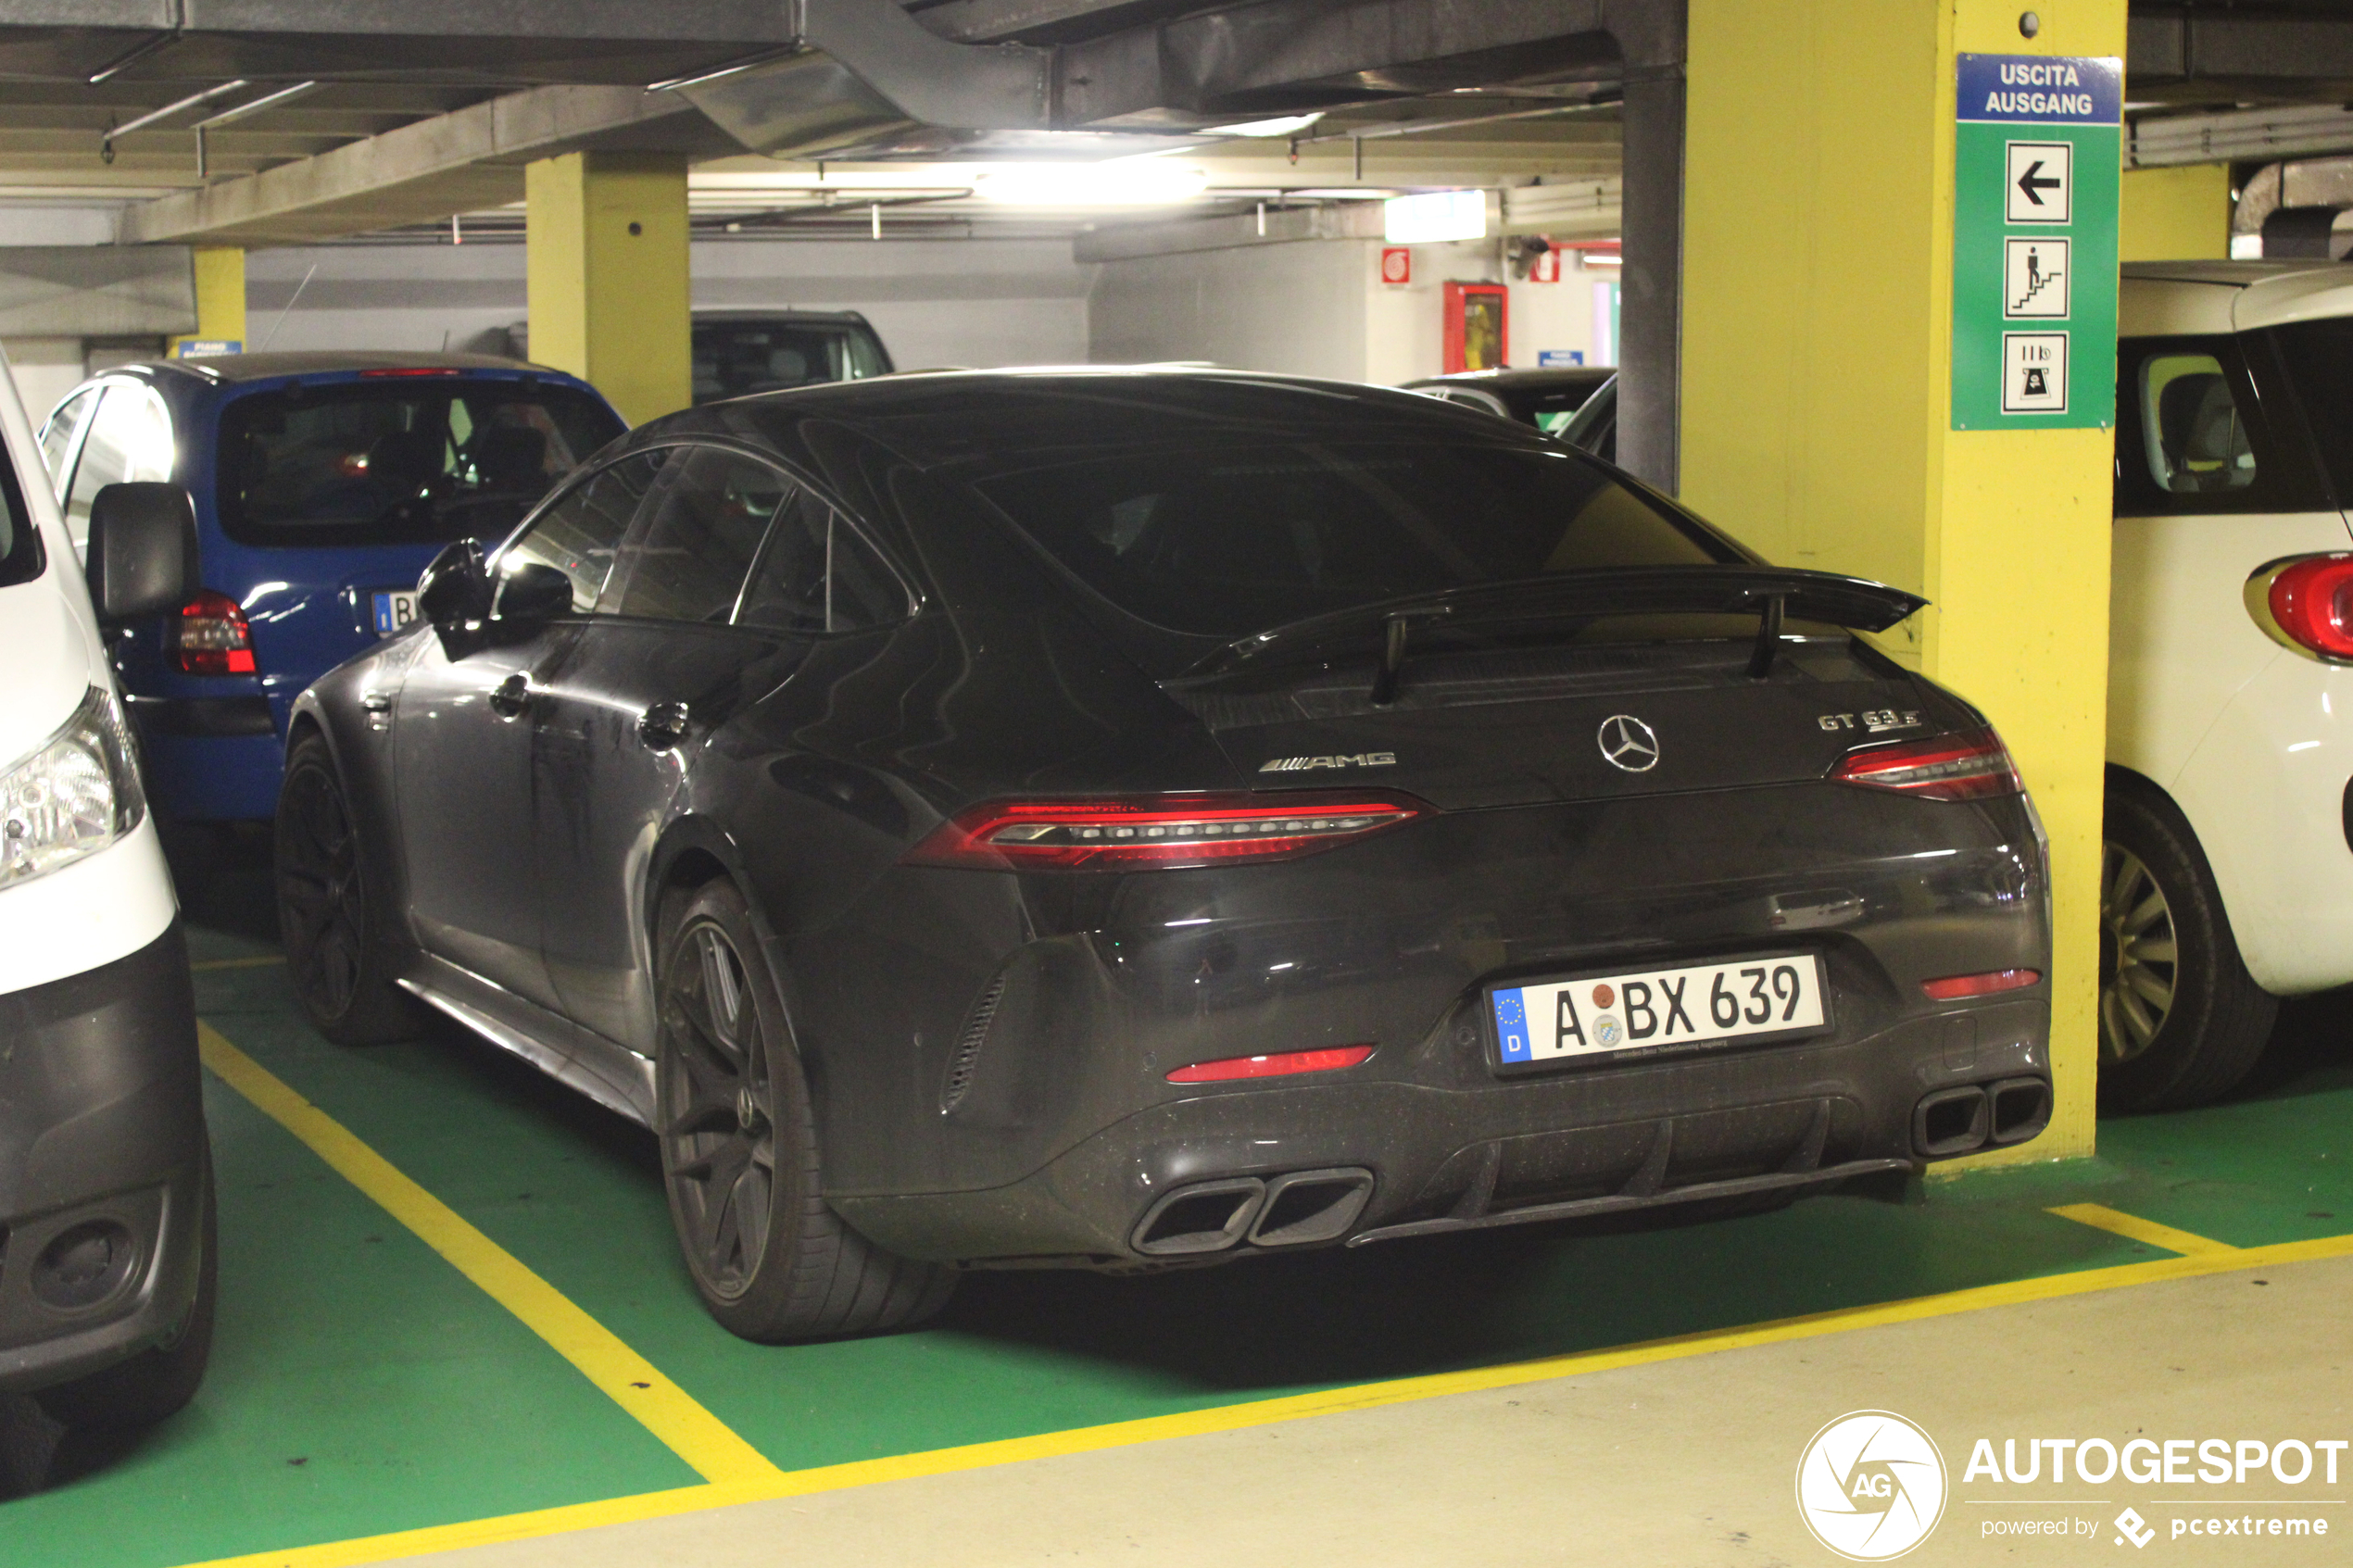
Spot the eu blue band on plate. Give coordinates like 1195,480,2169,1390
1492,987,1531,1062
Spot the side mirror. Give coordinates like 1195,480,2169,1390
493,562,573,625
83,483,199,621
417,539,489,626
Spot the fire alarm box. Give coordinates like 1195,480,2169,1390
1442,282,1509,373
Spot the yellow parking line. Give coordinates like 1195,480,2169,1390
2046,1200,2241,1257
173,1215,2353,1568
196,1023,783,1489
189,955,283,972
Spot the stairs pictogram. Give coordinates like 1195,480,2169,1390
2009,247,2063,314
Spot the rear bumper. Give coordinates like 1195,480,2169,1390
135,729,283,822
835,1001,2050,1267
0,922,210,1394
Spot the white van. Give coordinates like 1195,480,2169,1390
0,345,215,1454
2107,262,2353,1109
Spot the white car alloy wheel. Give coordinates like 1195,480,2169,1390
2098,840,2178,1064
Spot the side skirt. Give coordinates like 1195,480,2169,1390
398,955,658,1127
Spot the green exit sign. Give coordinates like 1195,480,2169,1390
1950,53,2121,431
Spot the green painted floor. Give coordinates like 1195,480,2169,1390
6,888,2350,1568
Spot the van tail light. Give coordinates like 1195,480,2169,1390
1831,728,2021,802
172,589,257,675
2248,554,2353,661
903,792,1424,871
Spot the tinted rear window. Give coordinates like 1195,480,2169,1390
2273,319,2353,503
218,380,623,547
971,440,1736,641
692,320,891,405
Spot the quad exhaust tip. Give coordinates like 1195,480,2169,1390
1131,1168,1375,1256
1912,1075,2052,1158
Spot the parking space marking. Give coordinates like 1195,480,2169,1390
170,1213,2353,1568
190,955,284,972
196,1023,784,1489
2045,1201,2240,1256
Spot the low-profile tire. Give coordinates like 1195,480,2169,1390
655,879,955,1342
37,1155,217,1432
274,731,426,1047
2097,786,2278,1111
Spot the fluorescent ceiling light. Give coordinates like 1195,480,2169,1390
1200,112,1325,138
1384,189,1486,244
972,162,1210,206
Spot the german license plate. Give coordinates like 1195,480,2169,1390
1489,953,1829,1072
371,590,420,636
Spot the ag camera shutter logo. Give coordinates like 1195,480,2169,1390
1795,1411,1949,1560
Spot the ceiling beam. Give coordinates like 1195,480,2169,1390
115,82,731,245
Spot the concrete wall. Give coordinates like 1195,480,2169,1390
1090,234,1614,386
243,236,1095,370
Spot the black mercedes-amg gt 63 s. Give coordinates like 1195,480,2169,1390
277,370,2052,1342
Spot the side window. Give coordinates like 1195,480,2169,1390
497,448,668,614
600,446,789,622
62,383,174,547
737,491,908,635
37,387,98,495
2141,353,2256,494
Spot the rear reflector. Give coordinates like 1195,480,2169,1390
1166,1045,1375,1084
903,792,1423,871
1921,968,2041,1000
1831,728,2021,802
172,589,257,676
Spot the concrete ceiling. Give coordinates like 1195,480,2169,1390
0,2,2345,248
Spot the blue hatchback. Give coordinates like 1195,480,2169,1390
34,353,625,822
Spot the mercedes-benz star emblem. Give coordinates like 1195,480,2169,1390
1597,714,1661,772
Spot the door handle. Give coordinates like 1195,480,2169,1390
488,672,531,719
638,700,691,751
360,691,392,713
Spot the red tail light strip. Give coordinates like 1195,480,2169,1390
1166,1045,1375,1084
904,792,1424,871
1921,968,2042,1000
173,589,257,676
1831,727,2022,802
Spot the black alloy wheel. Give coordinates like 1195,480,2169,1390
2096,786,2277,1112
661,917,779,1299
273,733,423,1046
654,880,954,1341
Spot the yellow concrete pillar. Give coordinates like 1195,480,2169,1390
1684,0,2128,1165
2120,164,2231,261
169,246,245,356
525,151,692,426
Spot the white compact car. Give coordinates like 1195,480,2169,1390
0,345,215,1450
2107,261,2353,1109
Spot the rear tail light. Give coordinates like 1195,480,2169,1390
2247,554,2353,661
1831,728,2021,802
903,792,1423,871
1166,1045,1375,1084
359,367,463,378
171,589,256,675
1921,968,2041,1000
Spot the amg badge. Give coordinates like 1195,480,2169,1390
1259,752,1397,772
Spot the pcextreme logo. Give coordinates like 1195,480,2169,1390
1796,1411,1950,1561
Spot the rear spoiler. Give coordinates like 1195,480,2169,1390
1192,566,1929,694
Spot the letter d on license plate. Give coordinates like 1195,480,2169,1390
1488,953,1829,1071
